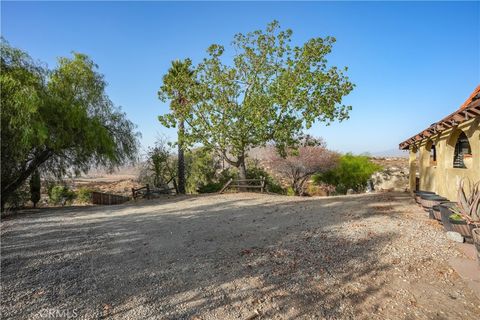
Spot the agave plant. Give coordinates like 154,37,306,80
457,178,480,223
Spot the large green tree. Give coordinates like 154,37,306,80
1,39,139,209
158,59,197,194
159,21,354,180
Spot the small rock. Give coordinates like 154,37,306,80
446,231,464,243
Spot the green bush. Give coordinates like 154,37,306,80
49,185,76,205
197,182,223,193
197,169,236,193
185,147,222,193
286,187,295,196
4,183,30,212
76,187,93,203
218,168,237,184
313,153,382,194
246,160,284,194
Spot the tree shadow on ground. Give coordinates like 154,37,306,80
1,192,418,319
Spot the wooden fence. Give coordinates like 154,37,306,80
132,184,151,199
132,184,176,199
91,192,130,205
219,177,266,194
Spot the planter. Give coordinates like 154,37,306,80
439,202,458,232
472,228,480,266
420,194,448,212
431,205,442,221
449,217,475,238
414,191,435,204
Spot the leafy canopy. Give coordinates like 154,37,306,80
1,39,139,207
159,21,354,169
158,59,196,121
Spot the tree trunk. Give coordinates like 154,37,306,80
238,158,247,182
177,120,186,194
293,180,302,196
172,178,178,195
1,149,52,211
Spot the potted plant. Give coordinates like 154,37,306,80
439,202,459,232
449,213,473,238
449,179,480,239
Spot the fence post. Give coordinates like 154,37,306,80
260,176,265,193
146,184,150,199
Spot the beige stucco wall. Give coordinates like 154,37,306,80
409,117,480,201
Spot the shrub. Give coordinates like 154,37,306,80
313,153,382,194
306,183,329,197
77,187,93,203
49,185,76,205
3,183,30,212
197,182,223,193
246,159,284,194
268,144,339,196
185,147,221,193
197,169,236,194
286,187,295,196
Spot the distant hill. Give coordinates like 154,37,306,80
369,149,409,158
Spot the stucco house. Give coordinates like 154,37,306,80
399,86,480,201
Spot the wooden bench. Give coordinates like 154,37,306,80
219,177,266,194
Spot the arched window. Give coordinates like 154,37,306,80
453,132,471,168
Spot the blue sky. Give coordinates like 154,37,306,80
2,1,479,155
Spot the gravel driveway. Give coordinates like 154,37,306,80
1,192,479,319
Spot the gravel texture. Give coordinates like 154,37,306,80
1,192,479,319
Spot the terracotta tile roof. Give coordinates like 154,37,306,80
399,85,480,150
459,85,480,110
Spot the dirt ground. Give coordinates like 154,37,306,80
1,192,479,319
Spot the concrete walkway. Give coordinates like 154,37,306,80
449,243,480,300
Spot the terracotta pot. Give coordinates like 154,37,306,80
439,202,457,232
449,218,473,238
472,228,480,266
